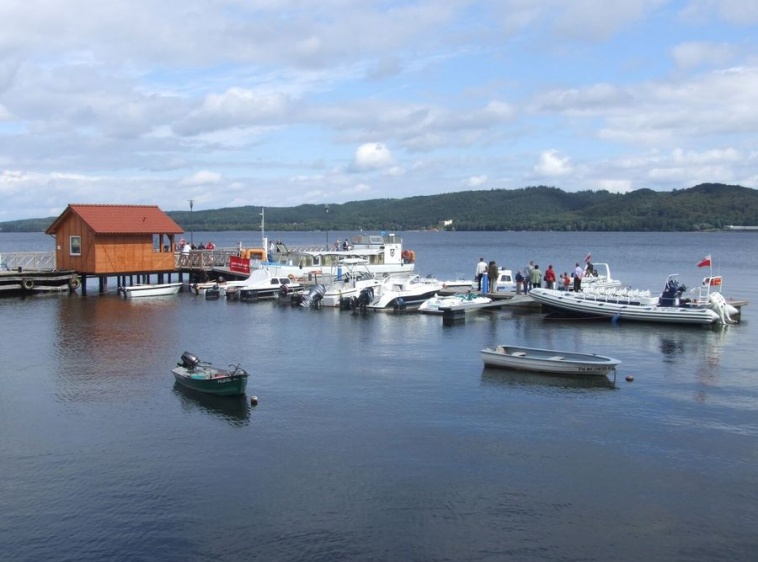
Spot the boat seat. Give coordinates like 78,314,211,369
549,355,565,360
510,351,527,357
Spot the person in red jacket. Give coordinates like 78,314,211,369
544,264,556,289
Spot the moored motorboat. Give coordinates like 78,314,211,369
222,267,304,301
580,262,622,290
321,258,383,307
171,351,249,396
119,282,183,298
480,345,621,376
418,292,492,314
529,273,741,326
365,273,444,311
494,268,517,292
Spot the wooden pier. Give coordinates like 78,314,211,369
0,251,80,295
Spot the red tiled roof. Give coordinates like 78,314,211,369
46,204,184,235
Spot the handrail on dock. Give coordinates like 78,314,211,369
175,248,239,270
0,252,56,271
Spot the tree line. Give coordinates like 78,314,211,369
2,183,757,233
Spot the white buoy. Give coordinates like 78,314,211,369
250,395,259,406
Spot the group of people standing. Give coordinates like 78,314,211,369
515,261,557,293
476,257,598,294
517,261,594,293
178,238,215,253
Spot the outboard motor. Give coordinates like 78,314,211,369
180,351,200,369
357,287,374,309
709,292,737,324
659,277,686,307
300,284,326,308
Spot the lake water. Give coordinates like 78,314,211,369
1,230,757,561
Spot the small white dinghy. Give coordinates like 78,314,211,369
119,282,183,298
480,345,621,377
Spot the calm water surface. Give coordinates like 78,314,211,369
1,231,757,561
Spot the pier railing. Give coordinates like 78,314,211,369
0,252,56,271
175,248,239,270
0,249,241,273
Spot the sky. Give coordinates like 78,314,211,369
1,0,758,221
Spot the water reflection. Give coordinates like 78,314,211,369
481,366,616,391
172,384,252,427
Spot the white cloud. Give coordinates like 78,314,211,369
596,179,632,193
352,143,395,172
534,150,572,177
466,175,488,187
679,0,758,25
179,171,223,187
672,42,737,69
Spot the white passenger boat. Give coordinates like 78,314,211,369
529,274,741,325
418,293,492,314
480,345,621,376
267,232,416,282
365,274,444,311
119,282,183,298
321,258,383,307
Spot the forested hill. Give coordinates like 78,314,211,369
3,183,758,233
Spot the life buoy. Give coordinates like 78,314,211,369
288,274,295,280
22,277,34,290
68,276,81,290
707,276,722,287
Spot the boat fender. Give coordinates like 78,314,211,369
68,276,81,290
22,277,34,290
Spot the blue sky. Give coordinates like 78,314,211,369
1,0,757,221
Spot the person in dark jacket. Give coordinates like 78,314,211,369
487,260,498,293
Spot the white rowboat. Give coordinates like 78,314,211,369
480,345,621,376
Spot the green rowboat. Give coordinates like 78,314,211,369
171,351,249,396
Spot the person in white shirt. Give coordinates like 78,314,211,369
573,262,584,292
475,258,487,291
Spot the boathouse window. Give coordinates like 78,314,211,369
70,236,81,256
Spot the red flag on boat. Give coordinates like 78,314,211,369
584,252,592,263
697,254,711,268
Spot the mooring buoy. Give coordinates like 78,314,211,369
250,395,259,406
625,375,634,382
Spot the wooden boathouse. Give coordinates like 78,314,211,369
45,204,185,295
